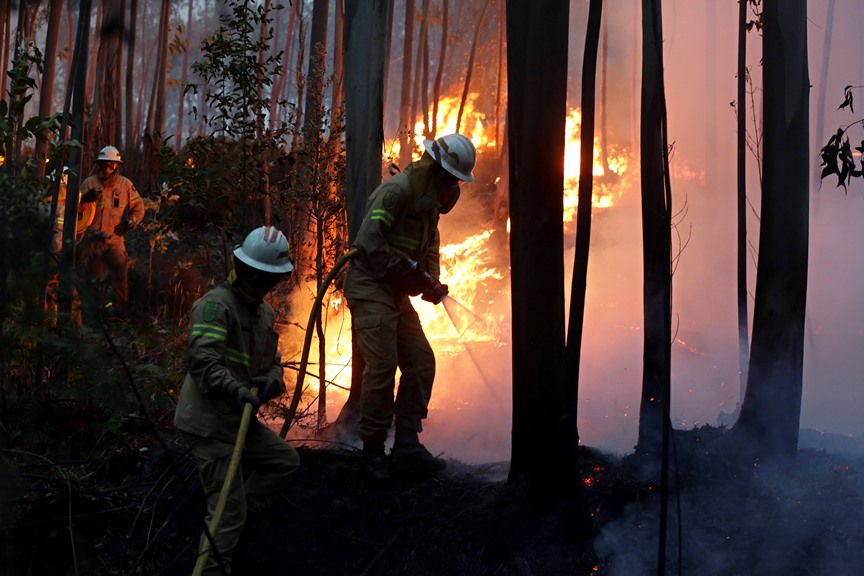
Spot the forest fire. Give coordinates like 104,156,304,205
283,92,631,430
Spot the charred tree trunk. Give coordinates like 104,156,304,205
506,0,570,505
734,0,809,464
736,0,750,408
558,0,604,539
58,0,93,324
635,0,673,464
330,0,389,437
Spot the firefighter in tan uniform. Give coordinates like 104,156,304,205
78,145,144,315
344,133,477,482
174,226,300,575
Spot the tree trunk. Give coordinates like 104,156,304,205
331,0,344,129
125,0,137,172
397,0,414,168
506,0,568,502
456,0,490,134
557,0,604,538
270,0,298,132
58,0,93,324
329,0,389,438
736,0,750,409
410,0,428,140
35,0,64,176
431,0,447,138
813,0,835,193
175,0,194,149
635,0,673,464
0,1,9,99
734,0,810,463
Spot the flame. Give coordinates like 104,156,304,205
388,93,494,164
563,108,629,221
286,95,632,429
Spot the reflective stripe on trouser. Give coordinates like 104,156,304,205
181,424,300,575
349,297,436,444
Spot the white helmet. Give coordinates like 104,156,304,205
96,145,123,164
233,226,295,274
422,133,476,183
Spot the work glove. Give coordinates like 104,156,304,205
233,386,261,412
252,376,286,404
80,188,99,203
398,260,436,296
115,219,139,236
421,281,449,305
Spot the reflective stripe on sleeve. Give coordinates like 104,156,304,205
190,323,228,341
370,208,394,226
225,347,251,367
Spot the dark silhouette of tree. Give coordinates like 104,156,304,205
734,0,810,463
635,0,673,464
506,2,587,532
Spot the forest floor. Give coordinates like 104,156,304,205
3,421,864,576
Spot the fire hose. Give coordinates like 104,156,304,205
191,385,259,576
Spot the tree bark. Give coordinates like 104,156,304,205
431,0,448,138
456,0,490,134
735,0,810,463
736,0,751,408
506,0,568,503
175,0,194,149
35,0,64,176
635,0,673,464
331,0,389,437
397,0,414,168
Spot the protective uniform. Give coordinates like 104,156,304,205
345,155,441,445
175,227,297,575
174,282,299,575
344,134,475,480
78,153,144,313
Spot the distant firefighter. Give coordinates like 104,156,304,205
78,145,144,316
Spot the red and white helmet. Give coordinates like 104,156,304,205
233,226,294,273
422,133,476,183
96,145,123,164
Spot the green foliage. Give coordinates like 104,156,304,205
189,0,289,200
0,41,180,460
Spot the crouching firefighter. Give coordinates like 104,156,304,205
174,226,299,574
344,133,477,483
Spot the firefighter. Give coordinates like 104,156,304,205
174,226,300,575
78,145,144,316
344,133,477,482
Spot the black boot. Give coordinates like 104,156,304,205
362,442,392,484
390,428,447,473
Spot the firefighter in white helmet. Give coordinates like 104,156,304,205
343,133,477,483
174,226,299,575
78,145,144,316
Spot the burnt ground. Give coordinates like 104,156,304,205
3,424,864,576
